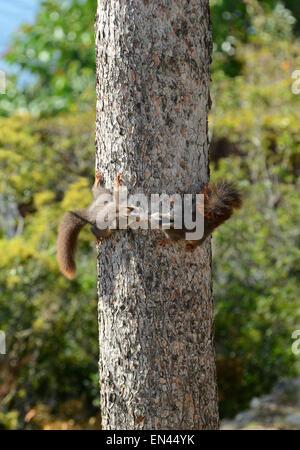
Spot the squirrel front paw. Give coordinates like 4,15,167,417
94,170,103,188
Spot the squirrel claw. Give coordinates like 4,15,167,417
94,170,103,187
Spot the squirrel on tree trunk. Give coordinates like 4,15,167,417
57,171,242,279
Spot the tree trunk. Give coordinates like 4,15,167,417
95,0,219,430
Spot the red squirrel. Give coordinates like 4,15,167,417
57,171,242,279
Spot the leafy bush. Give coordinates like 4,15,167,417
0,112,100,428
211,6,300,416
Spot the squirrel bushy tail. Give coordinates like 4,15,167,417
156,181,242,246
57,210,89,279
200,181,242,235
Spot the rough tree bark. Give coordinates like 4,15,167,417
95,0,219,430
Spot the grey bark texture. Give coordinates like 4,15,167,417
95,0,219,430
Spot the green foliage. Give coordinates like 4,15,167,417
0,112,99,428
211,9,300,416
211,0,298,76
0,0,96,116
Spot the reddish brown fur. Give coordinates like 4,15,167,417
199,182,242,235
57,211,87,279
